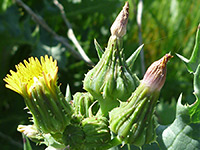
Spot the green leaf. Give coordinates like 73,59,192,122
157,94,200,150
194,64,200,98
190,64,200,123
22,134,32,150
126,44,144,72
177,24,200,73
94,39,104,59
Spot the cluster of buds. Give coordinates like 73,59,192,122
3,1,173,149
83,2,136,116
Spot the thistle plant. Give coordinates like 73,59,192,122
3,2,200,150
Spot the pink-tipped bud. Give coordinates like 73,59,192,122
142,53,173,92
110,2,129,37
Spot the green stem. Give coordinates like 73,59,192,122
127,144,131,150
103,136,122,149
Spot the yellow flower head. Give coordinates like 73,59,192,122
4,55,58,97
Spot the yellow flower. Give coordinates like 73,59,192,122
4,55,58,97
4,55,72,135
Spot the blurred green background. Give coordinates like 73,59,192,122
0,0,199,149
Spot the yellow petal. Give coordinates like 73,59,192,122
4,55,58,97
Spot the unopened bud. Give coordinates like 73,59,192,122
62,124,85,149
73,92,98,118
110,2,129,37
62,116,111,150
142,53,173,92
82,116,111,149
109,53,172,147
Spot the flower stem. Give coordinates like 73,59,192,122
103,136,122,149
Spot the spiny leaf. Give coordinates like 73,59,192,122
176,24,200,73
156,94,200,150
94,39,104,59
190,64,200,123
126,44,144,71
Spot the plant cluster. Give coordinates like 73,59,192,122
3,2,200,150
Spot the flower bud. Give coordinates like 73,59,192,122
17,124,44,144
110,2,129,38
73,92,98,118
109,54,172,147
62,124,85,149
142,53,173,92
63,116,111,150
82,116,111,149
